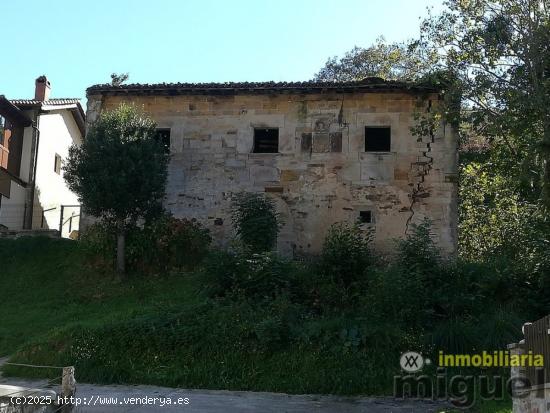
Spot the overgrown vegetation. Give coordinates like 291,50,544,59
0,215,541,409
312,6,550,410
316,0,550,296
81,214,212,274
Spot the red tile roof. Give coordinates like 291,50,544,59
9,98,85,136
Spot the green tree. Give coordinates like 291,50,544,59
314,37,436,81
64,104,168,275
422,0,550,208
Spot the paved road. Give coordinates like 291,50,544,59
0,380,450,412
0,362,450,412
71,385,449,412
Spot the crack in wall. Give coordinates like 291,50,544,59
405,99,435,235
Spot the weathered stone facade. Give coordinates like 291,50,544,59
86,80,458,256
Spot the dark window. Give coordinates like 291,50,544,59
155,129,171,153
365,126,391,152
301,132,312,152
54,153,62,175
253,128,279,153
359,210,372,223
330,132,342,152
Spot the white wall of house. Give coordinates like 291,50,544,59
32,110,82,234
0,182,26,229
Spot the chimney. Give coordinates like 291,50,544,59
34,75,51,101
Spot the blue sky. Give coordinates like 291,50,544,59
2,0,443,102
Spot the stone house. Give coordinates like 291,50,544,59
0,76,84,236
86,78,458,255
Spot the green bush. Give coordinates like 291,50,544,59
80,214,211,273
396,218,440,275
231,192,280,253
2,233,535,399
319,222,373,287
131,214,212,272
79,220,116,270
201,250,297,299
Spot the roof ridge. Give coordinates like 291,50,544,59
88,78,404,87
43,98,81,101
10,98,81,101
9,98,81,106
86,78,436,95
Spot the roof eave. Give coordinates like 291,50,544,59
70,103,86,137
0,96,32,127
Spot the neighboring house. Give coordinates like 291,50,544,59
86,79,458,255
0,76,85,237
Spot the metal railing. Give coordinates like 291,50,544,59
59,205,80,238
41,206,56,229
0,203,80,238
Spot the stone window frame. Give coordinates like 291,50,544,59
252,127,280,154
359,210,373,224
364,125,392,153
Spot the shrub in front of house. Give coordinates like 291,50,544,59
319,222,373,287
201,250,298,299
130,214,212,272
231,192,281,253
79,220,117,270
80,214,211,274
3,225,541,397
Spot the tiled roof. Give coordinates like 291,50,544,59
87,78,438,95
9,98,81,106
8,98,85,136
0,95,32,126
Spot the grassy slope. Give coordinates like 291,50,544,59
0,237,511,412
2,238,387,395
0,237,201,358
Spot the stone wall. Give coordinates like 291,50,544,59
86,90,458,256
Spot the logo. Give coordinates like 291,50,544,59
400,351,426,372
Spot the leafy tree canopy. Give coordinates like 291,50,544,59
111,72,129,86
422,0,550,206
65,103,168,224
313,37,437,82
